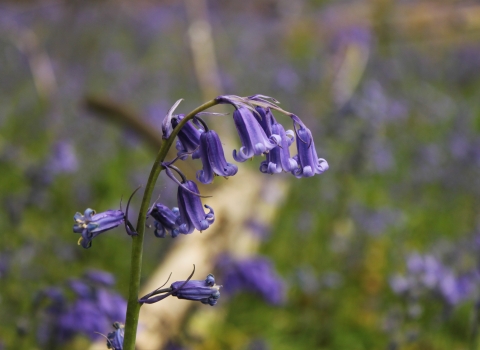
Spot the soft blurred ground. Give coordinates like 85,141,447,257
1,0,480,349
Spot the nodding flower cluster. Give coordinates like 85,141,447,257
151,94,329,239
73,94,328,245
70,94,329,313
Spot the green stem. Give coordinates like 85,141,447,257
122,99,219,350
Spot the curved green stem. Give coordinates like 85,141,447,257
122,99,219,350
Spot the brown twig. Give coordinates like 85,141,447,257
84,96,163,150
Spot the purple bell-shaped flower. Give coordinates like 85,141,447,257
177,180,215,234
256,107,298,174
290,115,329,178
232,107,281,162
196,126,238,184
73,209,125,249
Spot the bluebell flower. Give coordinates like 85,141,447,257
290,115,329,178
177,180,215,234
107,322,124,350
256,107,297,174
172,115,202,160
196,129,238,184
170,274,221,306
73,209,125,248
149,203,181,238
139,267,220,306
217,255,286,305
232,107,281,162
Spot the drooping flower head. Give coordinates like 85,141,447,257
256,107,298,174
149,203,181,238
216,95,328,173
290,115,329,178
73,209,125,249
195,117,238,184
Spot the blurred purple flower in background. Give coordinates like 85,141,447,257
36,270,126,347
47,141,79,176
390,251,478,306
217,255,286,305
350,204,404,236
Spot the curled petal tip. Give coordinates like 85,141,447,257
162,98,184,139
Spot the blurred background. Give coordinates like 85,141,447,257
1,0,480,349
